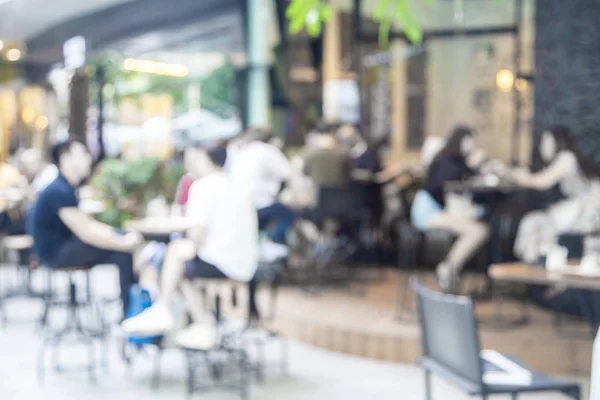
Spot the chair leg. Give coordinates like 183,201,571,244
511,393,518,400
424,369,432,400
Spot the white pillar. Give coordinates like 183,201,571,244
247,0,270,127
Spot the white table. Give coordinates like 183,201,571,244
124,217,188,239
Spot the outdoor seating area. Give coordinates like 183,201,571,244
2,0,600,399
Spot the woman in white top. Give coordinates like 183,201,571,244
513,126,600,263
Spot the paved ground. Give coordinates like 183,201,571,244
0,266,590,400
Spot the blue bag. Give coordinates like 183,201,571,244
126,284,162,346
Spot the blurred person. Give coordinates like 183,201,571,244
303,131,352,190
122,144,258,340
410,126,490,292
337,124,379,180
29,140,141,317
228,128,295,244
0,154,28,235
337,124,383,225
513,126,600,263
376,136,446,183
19,148,59,195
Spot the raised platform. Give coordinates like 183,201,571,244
260,270,593,375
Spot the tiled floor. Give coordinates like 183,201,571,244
0,266,589,400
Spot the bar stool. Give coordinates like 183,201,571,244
37,266,107,384
242,260,289,383
0,235,44,324
176,277,251,400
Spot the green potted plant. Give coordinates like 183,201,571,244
91,157,185,228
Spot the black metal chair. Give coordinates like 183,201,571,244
180,259,288,399
411,278,581,400
0,235,43,324
37,266,107,383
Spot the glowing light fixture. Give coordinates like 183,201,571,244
35,116,49,130
515,77,528,92
123,58,188,77
6,48,21,62
21,107,34,123
496,69,514,92
0,40,4,51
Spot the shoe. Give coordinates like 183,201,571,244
121,303,174,335
436,262,460,294
174,322,218,350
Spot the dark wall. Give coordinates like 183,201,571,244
534,0,600,166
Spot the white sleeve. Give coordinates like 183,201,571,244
186,179,216,228
528,151,578,190
268,146,292,181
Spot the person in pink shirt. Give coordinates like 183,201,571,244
175,174,195,206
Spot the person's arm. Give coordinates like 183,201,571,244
375,163,420,183
466,148,488,170
270,147,293,183
513,152,576,190
58,207,141,252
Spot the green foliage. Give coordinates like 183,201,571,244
91,157,185,227
286,0,333,37
199,61,236,118
286,0,501,47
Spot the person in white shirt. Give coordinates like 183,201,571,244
228,129,295,244
122,143,258,340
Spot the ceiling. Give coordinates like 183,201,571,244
0,0,133,42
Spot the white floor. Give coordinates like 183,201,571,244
0,266,589,400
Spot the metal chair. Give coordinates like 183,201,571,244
37,266,107,384
0,235,45,324
411,278,581,400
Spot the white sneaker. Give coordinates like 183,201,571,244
121,303,174,335
174,322,218,350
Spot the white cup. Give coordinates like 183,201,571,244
581,254,598,273
546,245,568,271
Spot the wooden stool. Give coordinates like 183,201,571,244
37,266,107,384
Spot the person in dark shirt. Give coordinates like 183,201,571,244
410,126,489,292
30,140,142,316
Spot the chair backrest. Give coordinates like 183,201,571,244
411,278,484,389
318,186,366,220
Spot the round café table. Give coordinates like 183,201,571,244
124,217,188,242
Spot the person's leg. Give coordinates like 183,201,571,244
159,239,197,304
122,238,196,334
181,256,227,323
51,237,136,315
514,211,550,263
427,212,490,291
258,203,296,243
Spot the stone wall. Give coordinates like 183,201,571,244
534,0,600,165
